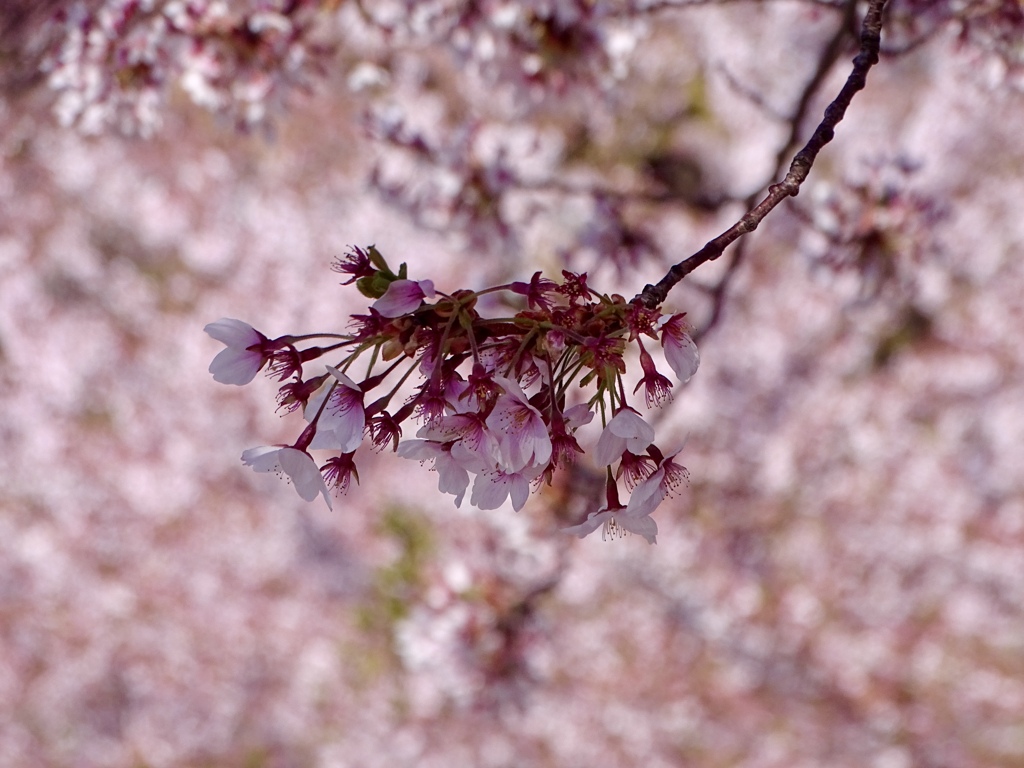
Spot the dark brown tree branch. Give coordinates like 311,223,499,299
634,0,888,310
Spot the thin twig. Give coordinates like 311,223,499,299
634,0,888,309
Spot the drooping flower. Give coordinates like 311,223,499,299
633,343,673,407
372,278,436,318
562,479,658,544
412,378,450,426
549,419,584,470
397,439,471,506
469,465,538,511
660,314,700,384
367,410,404,452
561,503,658,544
348,307,391,342
626,449,690,518
241,445,332,509
593,406,656,467
617,450,656,490
547,403,593,472
276,374,329,414
464,363,502,411
205,318,276,385
322,452,359,495
305,366,366,453
266,346,303,381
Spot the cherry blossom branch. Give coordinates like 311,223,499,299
634,0,888,310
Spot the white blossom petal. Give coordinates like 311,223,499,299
562,508,614,539
208,346,265,385
593,408,655,466
371,279,435,317
204,318,261,347
662,323,700,384
241,445,332,510
205,318,266,385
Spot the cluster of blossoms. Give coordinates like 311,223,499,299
206,246,699,543
44,0,329,135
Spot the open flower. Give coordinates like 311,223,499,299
486,377,552,472
397,439,471,506
372,278,436,317
562,502,658,544
241,445,332,509
660,314,700,384
626,449,690,518
305,366,366,453
470,465,539,511
617,450,656,490
205,318,274,385
593,407,656,467
419,412,500,472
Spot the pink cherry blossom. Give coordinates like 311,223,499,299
305,367,365,453
397,439,471,506
510,270,559,310
322,452,359,495
419,413,500,471
563,403,595,430
371,278,436,318
469,466,536,511
485,377,552,472
593,407,656,467
204,318,271,385
634,344,673,407
561,503,658,544
617,450,656,490
241,445,332,510
625,451,690,518
660,314,700,384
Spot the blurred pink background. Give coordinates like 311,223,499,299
1,2,1023,766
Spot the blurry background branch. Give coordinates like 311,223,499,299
636,0,888,309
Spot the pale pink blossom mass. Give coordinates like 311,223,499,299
10,3,1023,765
